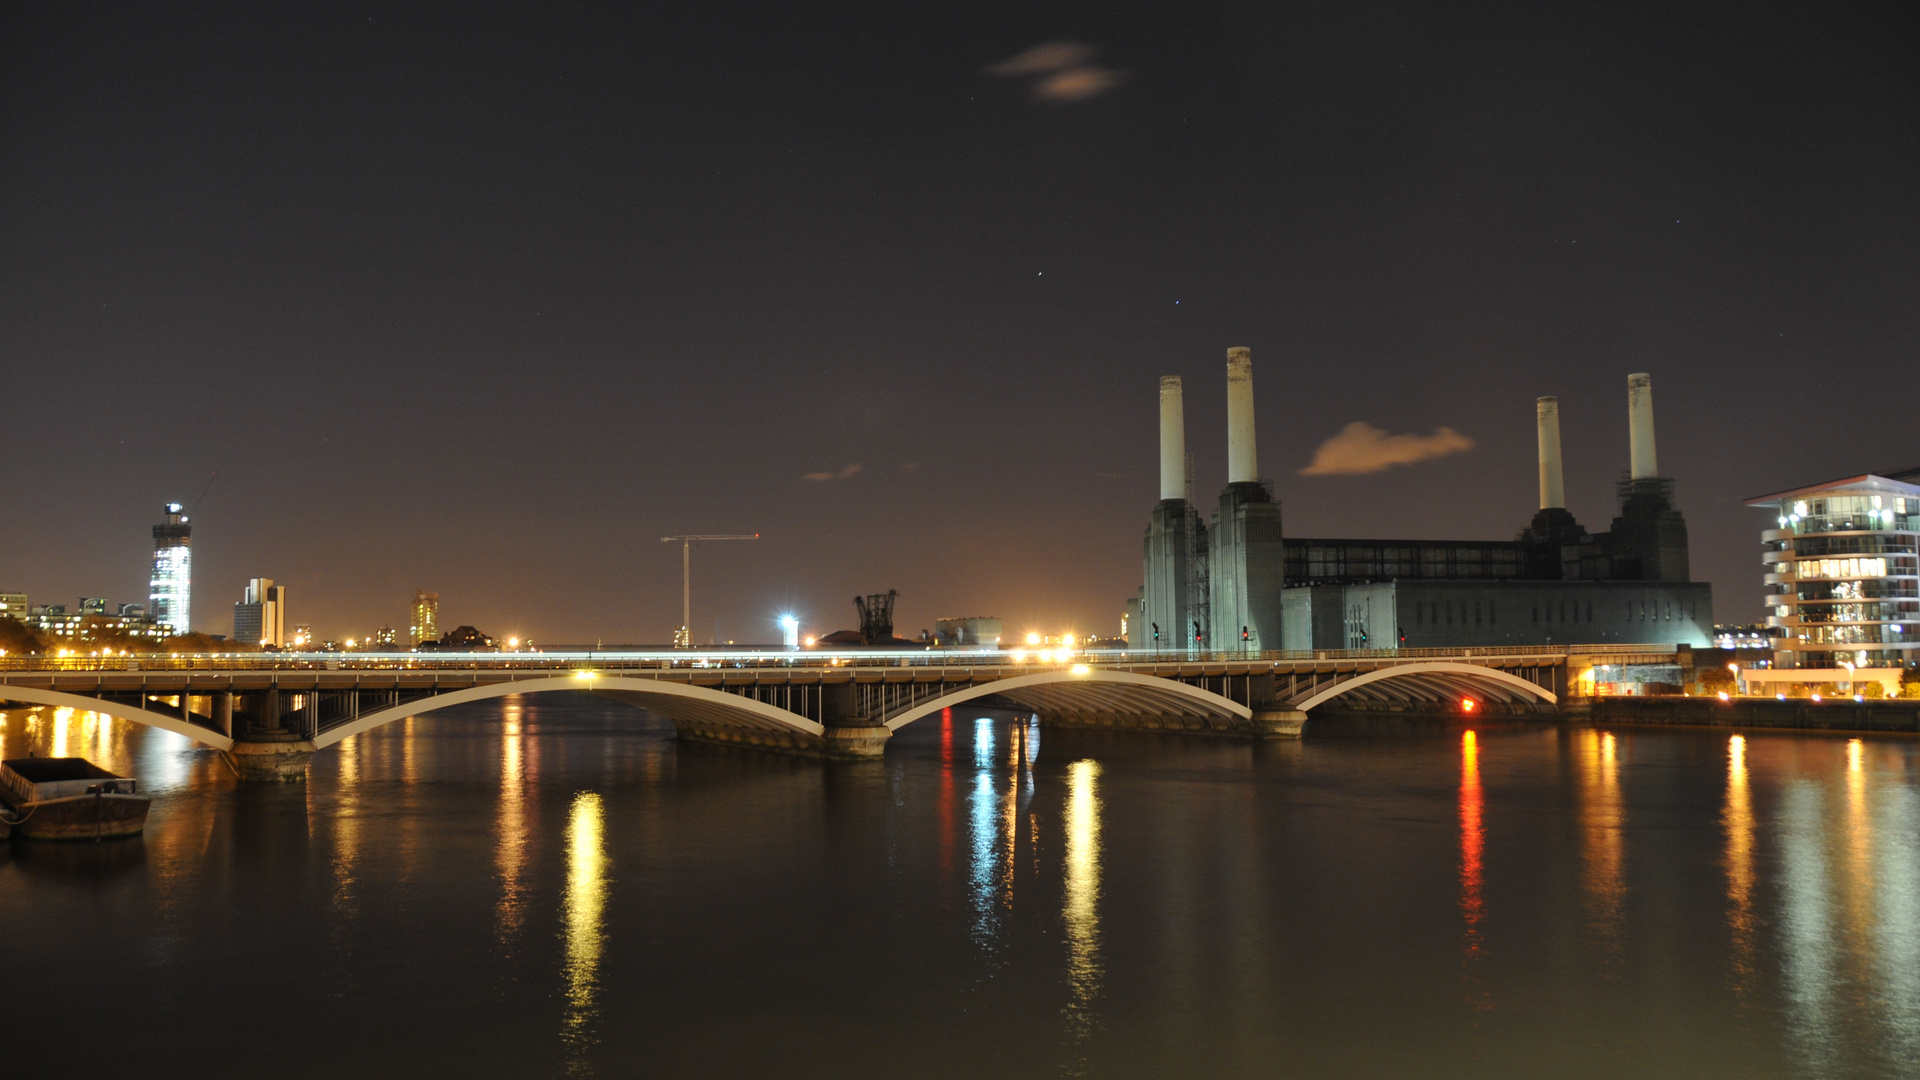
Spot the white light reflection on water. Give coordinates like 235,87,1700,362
1874,764,1920,1066
562,790,608,1075
1779,777,1841,1076
1062,759,1102,1046
968,742,1001,948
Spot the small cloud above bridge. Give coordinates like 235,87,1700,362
984,41,1125,101
803,463,863,482
1300,422,1475,476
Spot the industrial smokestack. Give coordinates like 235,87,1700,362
1627,372,1658,480
1226,347,1257,484
1536,396,1565,510
1159,375,1186,501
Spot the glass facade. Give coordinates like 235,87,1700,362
1752,478,1920,669
149,503,192,635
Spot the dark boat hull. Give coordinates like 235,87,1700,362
10,793,151,841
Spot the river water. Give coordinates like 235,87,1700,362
2,694,1918,1078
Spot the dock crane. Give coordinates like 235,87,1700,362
660,533,760,647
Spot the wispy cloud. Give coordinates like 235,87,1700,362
984,42,1095,76
984,41,1125,101
1036,66,1124,101
1300,422,1476,476
803,463,863,482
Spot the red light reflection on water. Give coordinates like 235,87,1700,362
1460,729,1490,1009
938,708,954,886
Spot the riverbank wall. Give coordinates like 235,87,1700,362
1563,696,1920,734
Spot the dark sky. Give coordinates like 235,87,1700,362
2,2,1915,643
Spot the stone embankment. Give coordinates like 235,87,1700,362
1564,696,1920,734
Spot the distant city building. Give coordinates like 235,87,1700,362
0,593,26,621
935,616,1004,647
409,591,440,647
1747,469,1920,670
291,624,313,649
149,503,192,634
373,625,397,649
20,599,165,641
232,579,287,646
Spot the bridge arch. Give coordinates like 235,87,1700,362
0,685,236,751
882,669,1252,731
1289,661,1556,713
313,675,824,749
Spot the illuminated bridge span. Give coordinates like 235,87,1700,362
0,646,1670,779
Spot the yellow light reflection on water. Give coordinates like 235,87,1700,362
331,735,362,916
563,791,608,1073
52,707,73,758
1063,759,1102,1040
497,701,529,946
1578,730,1625,958
1842,739,1875,987
1725,735,1757,997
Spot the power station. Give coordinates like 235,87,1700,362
1137,352,1714,651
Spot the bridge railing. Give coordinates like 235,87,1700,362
0,642,1678,674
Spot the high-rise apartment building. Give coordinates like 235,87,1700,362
1748,470,1920,670
149,503,192,635
232,579,286,646
410,591,440,647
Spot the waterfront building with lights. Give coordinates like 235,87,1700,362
149,502,192,634
1747,469,1920,670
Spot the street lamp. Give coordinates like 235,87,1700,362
1727,662,1741,697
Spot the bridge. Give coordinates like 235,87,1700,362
0,645,1672,779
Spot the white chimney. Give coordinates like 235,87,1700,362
1627,372,1658,480
1536,396,1565,510
1226,347,1257,484
1159,376,1185,501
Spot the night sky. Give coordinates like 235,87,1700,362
2,3,1914,644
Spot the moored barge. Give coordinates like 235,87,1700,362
0,758,151,841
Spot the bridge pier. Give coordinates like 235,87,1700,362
1251,709,1307,737
223,689,317,781
224,734,316,781
820,683,890,760
1248,674,1305,737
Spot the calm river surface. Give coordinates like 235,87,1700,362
3,694,1919,1078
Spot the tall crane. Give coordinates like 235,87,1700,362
660,533,760,647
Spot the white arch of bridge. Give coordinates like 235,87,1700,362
1288,661,1557,712
312,675,826,749
882,669,1252,731
0,685,236,751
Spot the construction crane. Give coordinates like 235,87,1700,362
660,533,760,647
